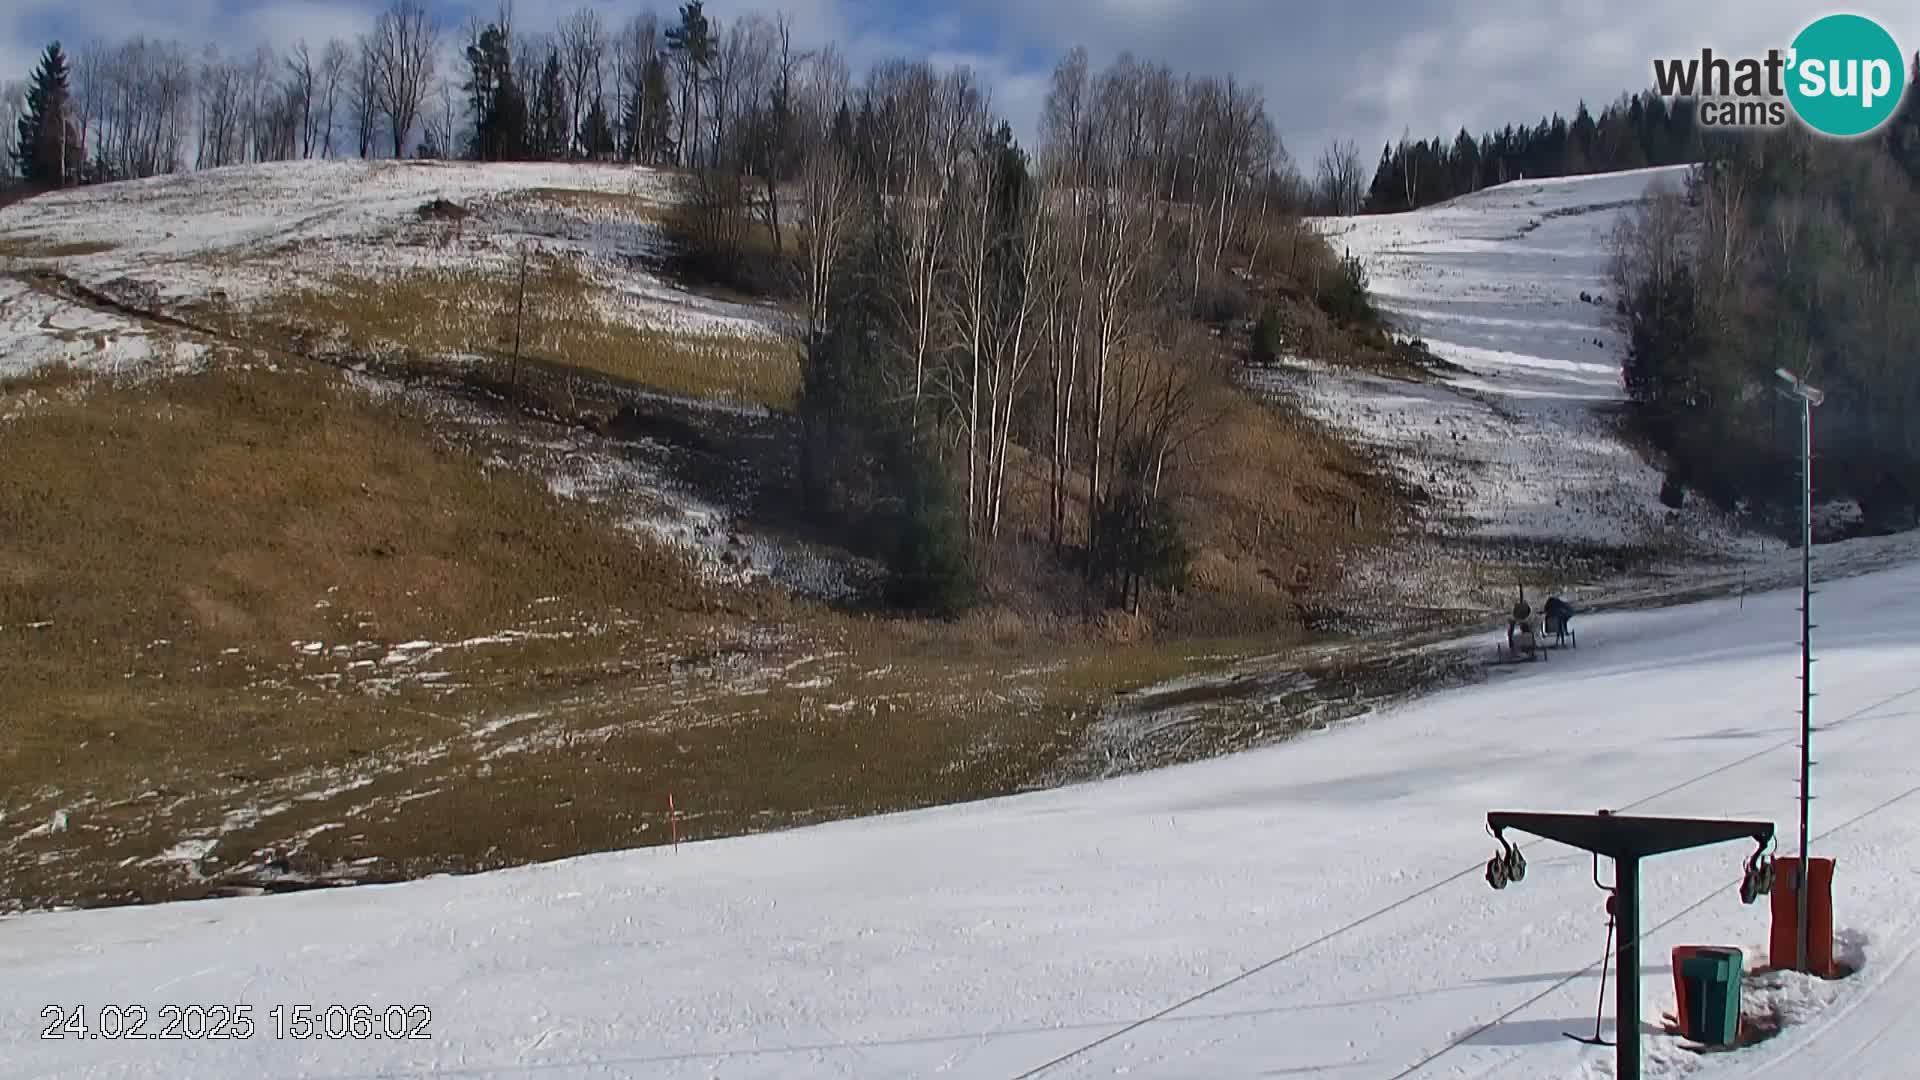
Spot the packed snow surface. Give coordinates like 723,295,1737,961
5,553,1919,1078
1293,165,1736,551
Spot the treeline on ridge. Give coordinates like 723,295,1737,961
1609,58,1920,535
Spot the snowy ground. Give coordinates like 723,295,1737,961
1302,166,1709,543
0,161,843,596
0,277,208,382
0,159,787,375
5,555,1917,1079
1278,167,1754,618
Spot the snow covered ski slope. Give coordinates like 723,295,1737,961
0,159,787,382
5,554,1919,1078
1289,166,1735,556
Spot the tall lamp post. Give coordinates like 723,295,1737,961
1775,367,1824,974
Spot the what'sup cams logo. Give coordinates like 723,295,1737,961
1653,13,1909,137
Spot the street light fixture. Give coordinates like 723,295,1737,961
1774,366,1823,976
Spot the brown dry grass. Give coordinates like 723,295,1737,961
0,359,1285,911
0,180,1424,911
984,368,1397,636
0,358,89,395
509,187,673,219
247,264,800,410
0,237,118,259
0,361,712,702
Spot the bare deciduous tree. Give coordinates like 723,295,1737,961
83,39,192,178
1606,179,1694,358
795,141,859,347
317,39,349,158
612,13,659,161
197,45,243,168
1316,138,1366,216
884,64,973,431
750,13,807,252
711,11,774,171
1079,62,1170,558
938,82,996,533
1,81,28,177
285,41,316,158
72,41,107,171
348,34,381,157
556,6,606,157
1038,46,1091,548
984,179,1051,539
371,0,437,158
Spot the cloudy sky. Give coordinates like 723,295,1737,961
6,0,1919,165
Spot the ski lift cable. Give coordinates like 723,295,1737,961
1010,859,1490,1079
1012,678,1920,1079
1384,778,1920,1080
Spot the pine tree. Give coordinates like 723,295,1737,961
665,1,715,167
638,54,673,164
1547,113,1570,175
828,101,853,158
1885,53,1920,183
1365,142,1397,211
465,24,527,161
530,49,568,160
14,41,83,186
1452,127,1479,193
1641,93,1672,165
580,96,615,160
1569,101,1596,173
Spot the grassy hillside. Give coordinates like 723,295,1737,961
3,353,1316,910
0,160,1431,910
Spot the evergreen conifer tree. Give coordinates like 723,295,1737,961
15,42,83,186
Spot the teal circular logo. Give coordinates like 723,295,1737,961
1786,14,1907,137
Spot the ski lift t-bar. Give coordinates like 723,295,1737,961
1483,810,1776,1080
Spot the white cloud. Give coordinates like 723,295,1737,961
7,0,1918,168
978,0,1920,163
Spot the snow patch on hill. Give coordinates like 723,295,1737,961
0,278,207,383
0,159,787,369
1297,166,1728,544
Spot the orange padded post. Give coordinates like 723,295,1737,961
1769,857,1835,976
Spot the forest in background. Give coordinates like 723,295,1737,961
16,3,1920,613
1360,91,1710,213
9,2,1417,629
1610,57,1920,535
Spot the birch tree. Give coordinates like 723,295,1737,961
790,42,857,346
939,88,996,535
796,140,859,347
1079,60,1168,558
885,64,972,431
1038,47,1091,549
